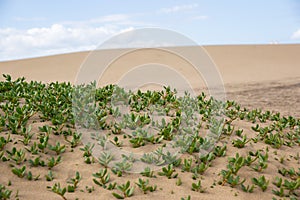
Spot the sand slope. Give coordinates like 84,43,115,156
1,44,300,116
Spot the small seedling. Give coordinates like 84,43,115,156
241,184,255,193
273,177,282,188
232,135,250,148
251,175,269,192
112,181,134,199
181,195,191,200
111,136,123,147
135,178,157,194
47,155,61,169
45,170,54,181
272,187,285,197
251,151,268,172
140,167,156,178
67,171,81,192
93,168,110,188
98,151,114,168
80,143,94,157
107,182,117,190
0,134,10,150
191,162,209,175
176,177,182,186
0,184,12,200
6,147,26,165
227,153,245,175
27,171,40,181
29,156,45,167
48,142,66,155
282,178,300,195
191,180,206,193
25,142,39,155
65,132,82,148
158,164,178,179
213,144,227,157
12,166,26,178
50,183,67,200
38,135,49,153
181,158,193,172
112,160,133,177
85,185,95,193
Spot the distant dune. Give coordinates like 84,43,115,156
1,44,300,116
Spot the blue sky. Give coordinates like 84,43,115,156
0,0,300,61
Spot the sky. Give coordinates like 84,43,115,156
0,0,300,61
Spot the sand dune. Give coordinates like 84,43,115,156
0,44,299,200
1,44,299,116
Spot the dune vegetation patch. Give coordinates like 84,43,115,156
0,74,299,200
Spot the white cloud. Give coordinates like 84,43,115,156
0,23,134,61
159,4,198,14
291,29,300,39
13,17,46,22
191,15,208,20
61,14,133,26
0,13,150,61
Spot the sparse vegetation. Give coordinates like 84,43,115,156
0,74,299,199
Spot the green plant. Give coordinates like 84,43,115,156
0,134,10,150
135,178,157,194
112,160,133,177
67,171,81,192
220,170,245,188
6,147,26,165
65,132,82,148
112,181,134,199
93,168,110,188
213,144,227,157
192,162,209,175
25,142,39,155
232,135,250,148
181,195,191,200
47,155,61,169
251,151,268,172
0,184,12,200
29,156,45,167
181,158,193,172
278,167,299,180
241,184,255,193
273,177,283,188
80,143,94,157
48,142,66,155
38,135,49,153
140,167,156,178
227,153,245,175
85,185,95,193
107,182,117,190
12,166,26,178
45,170,54,181
50,183,67,200
192,180,206,193
111,136,123,147
264,132,284,149
80,143,94,164
282,178,300,195
158,164,178,179
251,175,269,192
98,151,114,168
272,187,285,197
39,125,52,136
27,171,40,181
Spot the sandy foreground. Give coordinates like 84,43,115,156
0,44,299,200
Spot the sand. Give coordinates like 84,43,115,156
0,44,299,199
